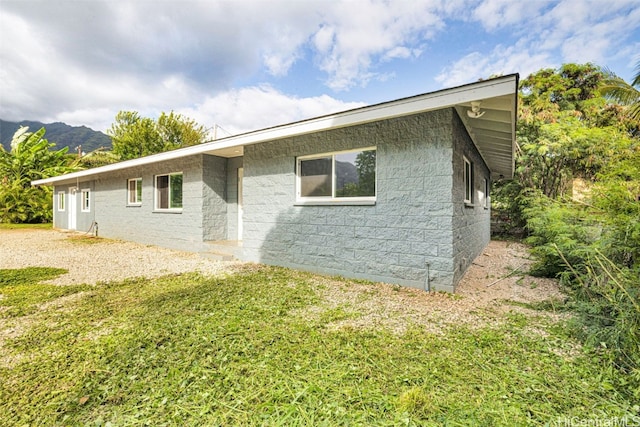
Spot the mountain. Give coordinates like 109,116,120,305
0,119,111,153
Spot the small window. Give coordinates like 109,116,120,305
81,189,90,212
155,173,183,210
57,191,65,211
483,178,490,209
464,156,473,204
297,148,376,203
128,178,142,205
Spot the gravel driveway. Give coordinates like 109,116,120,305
1,228,563,306
1,228,566,338
0,229,239,285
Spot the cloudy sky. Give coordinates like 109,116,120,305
1,0,639,136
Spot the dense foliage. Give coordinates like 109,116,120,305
494,63,640,398
108,111,208,160
0,127,78,223
602,60,640,122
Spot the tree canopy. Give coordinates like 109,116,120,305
107,111,208,160
601,60,640,121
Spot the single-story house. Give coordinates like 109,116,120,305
32,74,519,292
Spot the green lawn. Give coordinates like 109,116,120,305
0,266,637,426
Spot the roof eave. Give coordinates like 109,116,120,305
32,74,519,187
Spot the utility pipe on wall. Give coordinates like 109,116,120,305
424,262,431,292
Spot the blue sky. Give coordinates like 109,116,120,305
1,0,639,136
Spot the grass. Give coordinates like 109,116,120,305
66,234,107,244
1,266,638,426
0,222,52,230
0,267,89,317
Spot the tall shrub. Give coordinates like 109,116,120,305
0,127,77,223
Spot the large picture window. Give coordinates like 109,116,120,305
155,173,183,210
128,178,142,205
297,148,376,203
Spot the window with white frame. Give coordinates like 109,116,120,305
296,148,376,202
128,178,142,205
464,156,474,204
155,173,183,210
57,191,65,211
81,189,90,212
483,178,490,209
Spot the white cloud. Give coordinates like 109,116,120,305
309,0,445,90
382,47,421,62
436,0,640,87
435,52,490,87
471,0,551,32
0,0,453,130
1,0,640,133
435,43,553,87
179,85,366,136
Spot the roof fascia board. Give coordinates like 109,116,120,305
33,75,518,186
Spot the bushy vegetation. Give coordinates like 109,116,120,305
0,127,79,223
494,63,640,398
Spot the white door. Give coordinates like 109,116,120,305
68,188,77,230
237,168,243,240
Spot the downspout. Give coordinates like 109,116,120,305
424,261,431,292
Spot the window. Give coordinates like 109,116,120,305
297,148,376,203
57,191,65,211
483,178,490,209
155,173,183,210
464,156,474,204
81,189,90,212
128,178,142,205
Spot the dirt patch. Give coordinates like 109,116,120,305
297,240,566,334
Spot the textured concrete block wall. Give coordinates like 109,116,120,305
451,111,491,288
91,155,212,252
242,109,458,290
202,155,228,242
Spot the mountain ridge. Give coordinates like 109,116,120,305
0,119,111,153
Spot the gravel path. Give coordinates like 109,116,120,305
0,228,566,338
0,229,563,304
0,229,240,285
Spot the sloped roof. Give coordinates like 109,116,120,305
32,74,518,186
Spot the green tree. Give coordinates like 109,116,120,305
0,127,78,223
157,111,208,152
502,63,636,203
77,148,120,169
108,111,163,160
601,60,640,121
108,111,208,160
